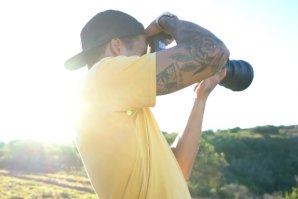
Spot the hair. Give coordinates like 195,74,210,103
86,34,139,68
120,35,137,50
86,43,108,67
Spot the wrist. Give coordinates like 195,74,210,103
193,95,208,103
155,12,178,32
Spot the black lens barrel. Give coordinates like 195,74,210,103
219,60,254,91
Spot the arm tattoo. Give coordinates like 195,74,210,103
156,19,229,95
187,35,225,74
157,37,224,95
156,63,182,95
169,20,228,73
169,51,208,75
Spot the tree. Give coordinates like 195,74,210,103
188,138,228,198
285,187,298,199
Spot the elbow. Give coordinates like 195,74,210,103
209,43,230,77
178,161,193,181
217,43,230,72
182,167,192,181
222,43,230,63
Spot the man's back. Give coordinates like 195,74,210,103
75,55,191,199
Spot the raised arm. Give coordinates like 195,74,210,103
171,69,227,180
145,13,230,95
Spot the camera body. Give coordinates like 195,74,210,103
148,33,172,53
148,33,254,91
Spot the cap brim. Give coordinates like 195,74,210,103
64,51,87,70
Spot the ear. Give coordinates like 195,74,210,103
109,38,122,55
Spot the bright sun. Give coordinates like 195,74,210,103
0,62,81,144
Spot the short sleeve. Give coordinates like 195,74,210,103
86,53,156,110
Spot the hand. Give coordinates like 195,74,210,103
145,18,163,39
194,68,227,99
144,12,178,39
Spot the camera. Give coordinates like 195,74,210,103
148,33,172,53
148,33,254,91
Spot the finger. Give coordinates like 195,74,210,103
211,68,227,83
193,83,199,92
144,20,163,38
164,38,174,45
217,68,227,81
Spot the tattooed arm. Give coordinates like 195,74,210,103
150,15,230,95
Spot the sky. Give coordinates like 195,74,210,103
0,0,297,143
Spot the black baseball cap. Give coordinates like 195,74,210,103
64,10,145,70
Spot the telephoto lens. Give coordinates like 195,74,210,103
219,60,254,91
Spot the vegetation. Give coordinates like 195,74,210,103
0,125,297,199
165,125,298,199
0,170,96,199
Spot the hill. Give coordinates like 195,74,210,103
0,125,297,199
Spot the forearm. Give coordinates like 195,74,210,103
159,16,225,49
171,97,207,180
156,17,229,95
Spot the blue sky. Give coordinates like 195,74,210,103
0,0,297,142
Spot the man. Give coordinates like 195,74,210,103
65,10,229,199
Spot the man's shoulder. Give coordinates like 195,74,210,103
96,54,155,67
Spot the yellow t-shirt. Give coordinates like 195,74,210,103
76,54,191,199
